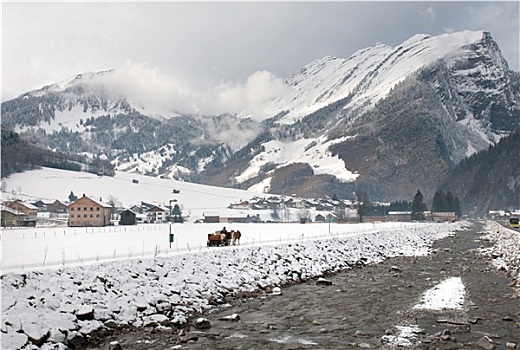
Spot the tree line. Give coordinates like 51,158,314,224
354,189,462,222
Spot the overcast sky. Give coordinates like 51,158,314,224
2,1,519,105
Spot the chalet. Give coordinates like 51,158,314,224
145,205,168,223
7,200,39,219
1,205,28,227
119,209,137,225
32,200,48,212
315,214,326,222
47,200,68,214
68,195,112,227
32,199,68,214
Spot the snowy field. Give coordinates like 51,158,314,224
1,221,409,274
1,167,280,223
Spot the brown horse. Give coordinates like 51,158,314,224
231,230,241,245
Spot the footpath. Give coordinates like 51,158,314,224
90,221,519,349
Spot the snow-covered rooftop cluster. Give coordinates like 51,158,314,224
2,221,466,349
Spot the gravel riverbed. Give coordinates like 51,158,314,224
89,221,519,349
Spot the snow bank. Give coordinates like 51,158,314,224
1,222,465,349
482,221,520,281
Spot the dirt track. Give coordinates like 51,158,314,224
91,222,519,349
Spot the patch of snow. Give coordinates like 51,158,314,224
413,277,466,311
235,136,358,184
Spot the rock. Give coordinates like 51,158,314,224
316,278,333,285
218,313,240,322
389,266,401,273
476,336,495,349
22,321,50,346
272,287,282,295
193,317,211,329
104,320,120,329
179,332,199,343
1,331,28,349
109,340,123,350
44,311,78,331
135,301,148,312
67,331,87,349
354,330,367,337
76,306,94,321
143,314,170,327
47,328,67,343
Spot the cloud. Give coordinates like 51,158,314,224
80,62,290,120
215,71,291,120
419,5,436,24
468,2,519,69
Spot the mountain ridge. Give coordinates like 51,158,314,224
2,30,519,215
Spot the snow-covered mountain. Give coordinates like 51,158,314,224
2,30,519,205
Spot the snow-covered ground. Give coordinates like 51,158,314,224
1,167,336,224
2,220,468,349
2,168,519,349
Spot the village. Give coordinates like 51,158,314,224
1,192,464,229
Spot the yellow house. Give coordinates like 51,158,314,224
68,195,112,227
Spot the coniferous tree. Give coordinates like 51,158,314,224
432,191,446,212
68,191,78,202
172,204,184,223
355,191,371,223
411,190,427,221
446,191,455,212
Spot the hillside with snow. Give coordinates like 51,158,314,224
2,30,519,211
258,31,487,124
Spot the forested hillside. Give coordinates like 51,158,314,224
439,130,520,215
1,129,114,178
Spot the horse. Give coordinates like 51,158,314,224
207,232,227,246
231,230,241,245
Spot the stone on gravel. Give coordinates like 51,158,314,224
316,277,333,285
22,321,50,346
476,336,496,349
272,287,282,295
48,328,67,343
2,331,28,349
76,306,94,321
218,313,240,322
109,340,123,350
193,317,211,329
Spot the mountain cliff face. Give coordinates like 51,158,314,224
2,30,519,213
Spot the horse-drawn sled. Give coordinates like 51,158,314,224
207,228,241,246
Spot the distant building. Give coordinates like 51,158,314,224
1,205,28,227
32,199,68,214
68,195,112,227
47,200,68,214
7,200,39,219
119,209,137,225
204,214,220,223
429,212,457,222
145,205,168,223
315,214,326,222
388,211,412,222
